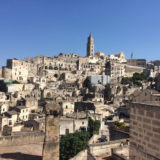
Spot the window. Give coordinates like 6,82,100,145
9,120,12,125
82,121,84,125
65,129,69,134
19,77,23,80
66,105,68,109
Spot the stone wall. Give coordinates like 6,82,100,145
124,65,143,77
87,151,97,160
130,102,160,160
112,146,129,160
42,102,60,160
89,139,128,156
88,134,100,144
69,149,87,160
0,131,44,147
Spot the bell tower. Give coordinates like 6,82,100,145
86,34,94,57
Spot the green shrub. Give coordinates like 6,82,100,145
60,131,90,160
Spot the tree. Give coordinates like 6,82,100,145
88,117,101,136
60,131,89,160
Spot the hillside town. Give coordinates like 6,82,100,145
0,34,160,160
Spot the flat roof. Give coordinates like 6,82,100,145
16,106,27,109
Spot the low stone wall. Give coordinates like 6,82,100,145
0,131,44,147
112,146,129,160
87,151,97,160
88,134,100,144
69,149,99,160
69,149,87,160
89,139,128,156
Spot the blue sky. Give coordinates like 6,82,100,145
0,0,160,66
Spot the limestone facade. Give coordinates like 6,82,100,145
130,102,160,160
6,59,29,82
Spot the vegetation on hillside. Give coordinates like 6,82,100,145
121,72,149,86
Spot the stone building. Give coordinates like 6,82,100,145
130,102,160,160
60,117,88,135
6,59,29,82
132,89,160,102
95,51,105,57
0,103,9,114
109,52,127,63
127,59,146,68
87,34,94,57
2,111,18,127
60,72,77,82
77,57,101,72
29,76,46,89
15,106,30,121
124,65,144,77
61,101,74,116
25,97,38,111
106,61,125,82
24,56,44,64
37,54,79,73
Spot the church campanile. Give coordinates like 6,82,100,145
86,34,94,57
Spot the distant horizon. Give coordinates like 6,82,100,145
1,0,160,67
